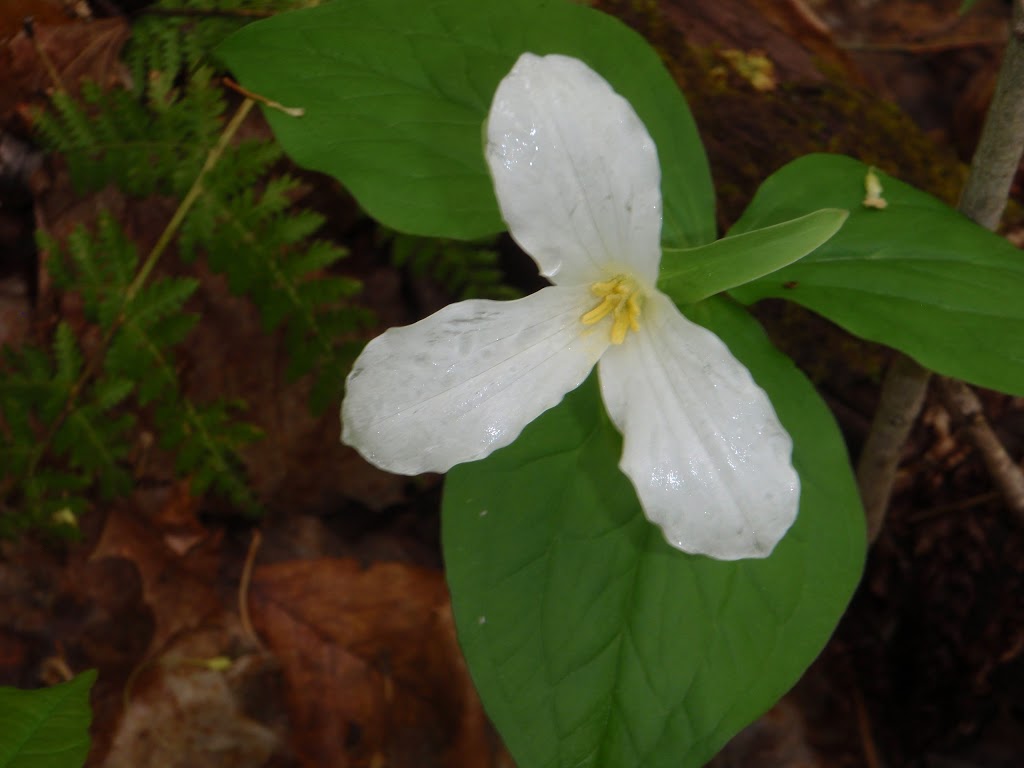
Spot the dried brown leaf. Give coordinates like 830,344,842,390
251,558,501,768
1,17,130,122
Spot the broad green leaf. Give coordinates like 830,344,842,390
659,208,848,305
216,0,715,247
729,154,1024,395
443,297,865,768
0,670,95,768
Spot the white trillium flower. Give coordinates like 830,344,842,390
341,53,799,560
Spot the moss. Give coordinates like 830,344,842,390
597,0,967,225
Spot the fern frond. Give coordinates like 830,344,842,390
48,216,139,329
157,396,262,513
34,72,224,197
6,468,91,538
125,0,310,91
53,404,134,499
179,154,369,414
385,231,520,300
52,322,82,389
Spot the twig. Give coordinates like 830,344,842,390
908,490,999,525
856,0,1024,540
852,681,883,768
223,77,304,117
238,529,263,648
936,378,1024,525
23,17,67,93
842,36,1006,54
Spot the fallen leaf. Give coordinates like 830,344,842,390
1,17,130,122
105,638,283,768
251,558,503,767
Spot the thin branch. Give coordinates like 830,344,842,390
857,0,1024,540
239,529,263,648
223,77,304,117
24,17,67,93
936,377,1024,525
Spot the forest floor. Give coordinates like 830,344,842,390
1,0,1022,766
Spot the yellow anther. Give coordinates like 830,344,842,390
581,295,618,325
581,275,643,344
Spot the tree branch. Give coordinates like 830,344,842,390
936,377,1024,524
856,0,1024,541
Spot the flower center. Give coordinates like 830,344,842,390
581,275,643,345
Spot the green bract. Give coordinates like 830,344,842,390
659,208,848,305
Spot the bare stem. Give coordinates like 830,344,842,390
857,355,930,542
936,377,1024,524
958,0,1024,230
856,0,1024,540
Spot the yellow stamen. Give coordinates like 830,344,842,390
581,275,643,344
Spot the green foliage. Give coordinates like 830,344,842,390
33,74,223,197
444,299,865,768
0,670,96,768
124,0,310,92
178,144,370,412
36,68,369,413
729,154,1024,396
7,6,372,532
1,215,260,534
386,231,520,300
216,0,716,246
659,208,847,305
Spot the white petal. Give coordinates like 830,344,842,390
485,53,662,286
342,286,609,475
598,292,799,560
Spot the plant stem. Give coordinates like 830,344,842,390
857,0,1024,541
958,0,1024,230
857,355,930,542
128,98,255,300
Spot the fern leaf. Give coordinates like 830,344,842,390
52,322,82,389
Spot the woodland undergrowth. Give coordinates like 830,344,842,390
0,0,514,536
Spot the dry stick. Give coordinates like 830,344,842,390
936,378,1024,524
856,0,1024,541
238,529,263,648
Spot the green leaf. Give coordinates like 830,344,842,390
659,208,848,305
0,670,95,768
443,297,865,768
51,323,81,389
729,154,1024,395
217,0,715,247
